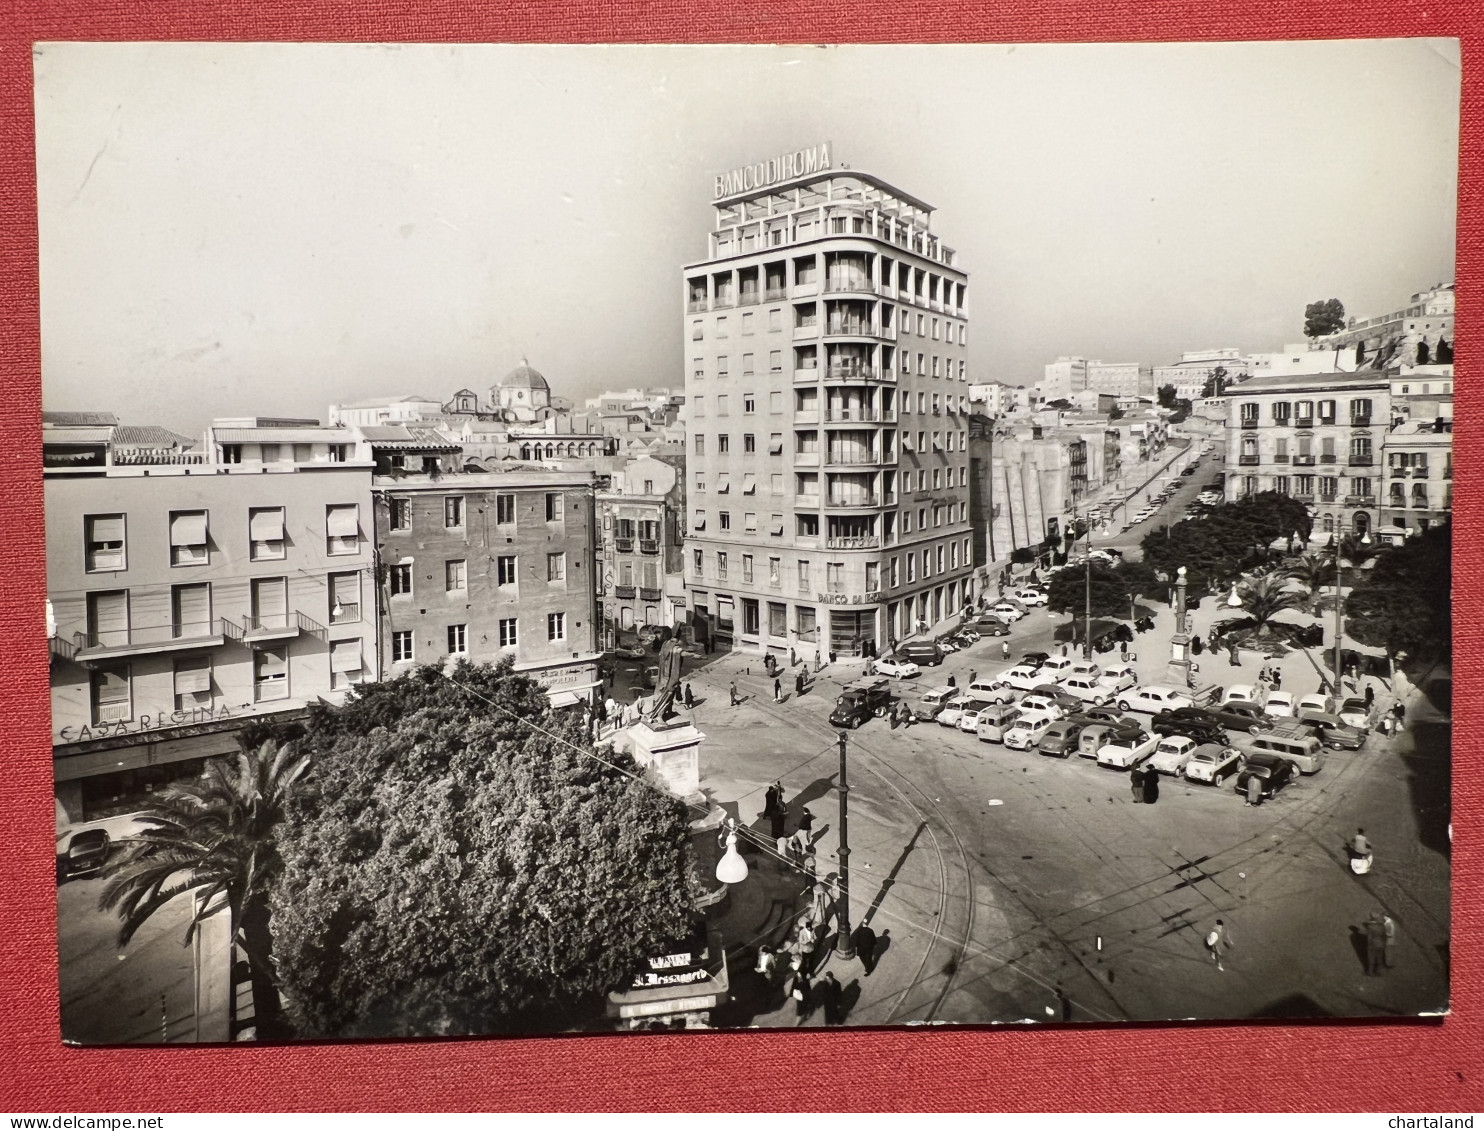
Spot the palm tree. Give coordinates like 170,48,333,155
98,740,309,1038
1237,573,1306,636
1285,552,1335,611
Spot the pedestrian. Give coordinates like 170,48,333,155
1393,700,1406,726
1130,765,1145,804
1245,771,1263,807
820,971,845,1025
797,807,815,838
947,673,957,689
774,677,782,702
829,649,838,665
790,647,797,667
789,965,813,1019
1205,919,1232,971
815,647,822,671
1364,684,1375,708
729,681,740,707
802,846,818,881
683,683,694,709
795,670,806,697
1382,912,1397,968
853,922,878,975
1191,634,1203,657
765,783,787,840
1229,642,1241,667
1001,640,1010,661
1143,766,1160,805
810,880,831,926
1364,912,1387,976
755,944,778,984
1271,667,1282,691
795,920,818,972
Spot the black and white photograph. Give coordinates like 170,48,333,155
38,40,1456,1042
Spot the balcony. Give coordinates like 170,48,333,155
824,496,880,509
1412,497,1433,510
614,584,637,599
795,495,820,509
793,451,820,466
825,451,883,467
794,367,822,383
1444,467,1453,480
687,299,708,313
712,295,735,310
826,535,880,549
1272,454,1290,464
1348,455,1374,467
614,537,635,553
824,409,880,423
1319,454,1338,464
74,617,241,662
823,278,875,295
738,291,760,307
1342,495,1377,507
1238,454,1260,466
1292,454,1316,466
1350,416,1372,428
1293,493,1316,504
1412,467,1431,478
639,539,659,554
793,409,819,424
1389,467,1407,479
823,365,893,384
1319,495,1338,504
1295,417,1315,429
49,635,77,663
640,587,663,601
765,287,787,302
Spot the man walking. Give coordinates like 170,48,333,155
1364,911,1387,976
765,782,787,840
1001,640,1010,661
774,676,782,702
729,681,740,707
852,922,878,975
683,683,694,709
820,971,845,1025
795,670,806,698
1205,919,1232,971
1382,912,1397,968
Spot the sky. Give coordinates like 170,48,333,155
35,40,1460,436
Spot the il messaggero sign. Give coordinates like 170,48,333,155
715,142,833,199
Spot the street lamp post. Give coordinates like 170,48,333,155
834,730,855,958
1166,565,1193,688
1332,529,1371,694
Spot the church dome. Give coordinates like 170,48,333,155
500,361,549,392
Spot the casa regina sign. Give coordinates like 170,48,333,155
714,142,833,199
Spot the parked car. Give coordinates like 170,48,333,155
1037,656,1076,681
895,641,944,667
1074,705,1133,727
63,828,110,878
1147,735,1198,777
1064,660,1103,681
1059,676,1114,707
1117,686,1196,714
1011,587,1049,606
910,686,962,723
974,704,1024,743
1151,713,1227,746
1162,702,1274,735
1037,718,1087,757
1095,665,1138,694
972,616,1013,636
829,677,895,729
991,602,1026,622
1183,743,1245,785
1015,693,1066,725
875,657,922,680
1096,729,1159,769
1239,727,1326,774
1078,721,1143,759
1233,751,1296,799
962,678,1018,706
1027,685,1083,714
935,638,961,654
1264,691,1295,718
998,665,1044,692
1005,715,1057,751
1337,697,1372,730
1295,692,1337,716
1294,709,1367,750
937,698,981,729
1222,683,1270,710
1020,651,1051,670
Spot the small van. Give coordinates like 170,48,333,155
895,641,944,667
1238,727,1325,774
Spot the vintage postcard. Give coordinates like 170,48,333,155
37,41,1455,1041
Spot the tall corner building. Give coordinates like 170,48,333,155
683,146,974,658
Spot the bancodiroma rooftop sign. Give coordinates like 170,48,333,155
715,142,832,199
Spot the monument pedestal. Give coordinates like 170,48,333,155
618,720,705,802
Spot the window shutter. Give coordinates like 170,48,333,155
258,649,287,676
170,512,207,546
331,573,359,606
742,473,757,495
330,638,363,673
174,657,212,694
255,578,287,622
91,515,125,542
175,584,211,634
327,506,359,537
249,508,285,541
91,592,128,642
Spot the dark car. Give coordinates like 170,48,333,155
63,828,110,879
1293,710,1367,750
1029,684,1083,714
1020,651,1051,670
1151,714,1227,746
1161,703,1274,735
1072,705,1129,726
1037,718,1087,758
1233,751,1295,798
895,641,945,666
971,618,1011,637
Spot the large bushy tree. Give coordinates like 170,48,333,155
270,659,699,1038
1142,492,1313,593
1344,523,1452,663
1046,561,1146,618
1304,298,1347,339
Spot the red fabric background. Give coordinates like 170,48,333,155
0,2,1477,1112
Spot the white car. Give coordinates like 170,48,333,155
875,658,922,680
1096,665,1138,694
1037,656,1077,681
1147,735,1198,776
1011,587,1048,606
1132,509,1156,523
936,639,961,654
1004,715,1056,750
1183,743,1245,784
1222,683,1269,709
962,678,1018,706
1264,691,1296,719
937,700,979,728
974,704,1023,743
1296,692,1336,715
910,686,962,723
991,602,1026,622
998,665,1044,692
1059,676,1113,707
1117,686,1196,714
1096,730,1159,769
1064,660,1103,681
1015,693,1066,725
1337,698,1372,731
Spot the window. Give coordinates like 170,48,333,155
742,554,754,583
742,352,755,375
329,638,363,689
693,358,705,380
744,512,758,533
1272,401,1291,423
865,562,879,592
692,320,703,341
326,505,360,555
250,577,288,631
445,559,467,593
547,612,566,641
174,656,212,710
330,572,361,623
91,664,131,724
797,513,819,537
328,445,348,463
169,511,208,566
447,624,468,655
246,507,283,561
1296,400,1314,422
497,555,517,586
827,562,844,593
390,562,413,596
547,552,566,582
744,395,756,414
545,493,564,522
720,511,732,531
716,316,728,338
768,556,781,587
496,494,516,525
694,435,705,455
771,473,784,494
902,510,912,534
718,434,731,454
718,552,728,580
717,355,729,378
254,647,289,702
392,630,414,663
693,549,704,576
906,554,916,582
1239,403,1259,426
770,350,782,373
498,618,518,648
717,395,729,417
744,433,756,453
444,496,465,529
1318,399,1337,423
84,514,126,572
172,583,211,638
389,497,414,533
1350,398,1373,423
